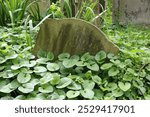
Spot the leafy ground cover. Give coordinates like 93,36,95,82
0,1,150,100
0,25,150,100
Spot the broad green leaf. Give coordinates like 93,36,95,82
123,73,134,81
139,70,146,78
47,52,54,60
80,89,94,99
146,64,150,71
138,87,146,95
38,84,53,93
18,83,34,93
87,62,99,71
76,61,86,67
112,89,124,97
144,95,150,100
37,49,47,58
70,55,80,61
118,82,131,92
85,70,92,79
95,51,106,61
81,53,93,61
29,79,39,86
0,85,13,93
47,63,60,71
11,64,21,70
75,66,84,73
146,75,150,81
40,73,52,85
0,66,5,71
67,82,82,90
14,95,26,100
17,73,31,84
92,75,102,84
20,68,33,74
6,52,18,60
93,89,104,100
108,67,120,77
56,77,72,88
101,63,113,70
58,53,70,61
0,59,7,64
50,73,60,85
63,59,77,68
0,57,7,64
2,70,18,78
30,93,47,100
0,80,9,89
49,90,66,100
106,83,118,91
82,80,95,90
34,66,47,73
1,96,14,100
9,79,20,89
66,91,80,98
127,68,138,76
107,53,115,59
36,58,49,64
104,93,116,100
22,60,36,68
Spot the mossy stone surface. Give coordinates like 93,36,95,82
33,18,119,57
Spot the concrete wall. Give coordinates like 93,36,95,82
113,0,150,24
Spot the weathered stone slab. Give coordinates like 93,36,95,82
33,18,119,57
113,0,150,24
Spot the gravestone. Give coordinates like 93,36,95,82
113,0,150,24
33,18,119,57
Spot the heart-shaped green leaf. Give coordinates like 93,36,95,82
2,70,18,78
9,79,20,89
56,77,72,89
92,75,102,84
101,63,113,70
34,66,47,73
67,82,82,90
95,51,106,61
49,90,66,100
40,73,52,85
17,73,31,84
58,53,70,61
82,80,95,89
47,52,54,60
0,84,13,93
106,83,118,91
112,89,124,97
118,82,131,91
66,90,80,98
87,62,99,71
80,89,94,99
38,84,53,93
47,63,60,71
18,83,34,93
108,67,120,76
76,61,86,67
50,73,60,85
6,52,18,60
63,59,77,68
36,58,49,64
81,53,93,61
93,89,104,100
